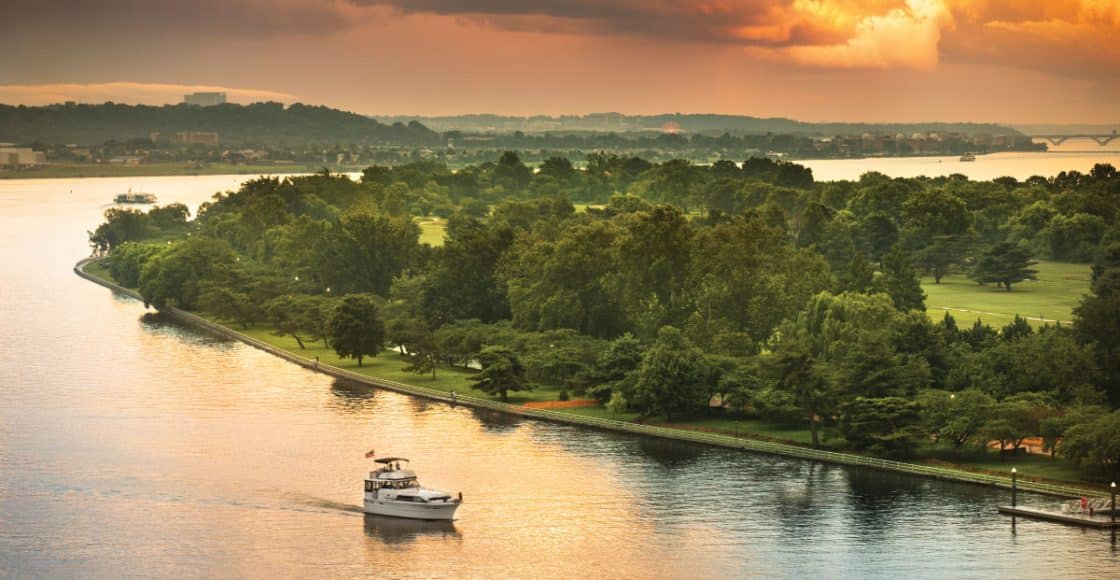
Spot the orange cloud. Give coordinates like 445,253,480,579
940,0,1120,77
781,0,950,68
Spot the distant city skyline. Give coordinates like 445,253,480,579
2,1,1118,124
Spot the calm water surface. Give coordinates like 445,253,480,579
1,166,1118,579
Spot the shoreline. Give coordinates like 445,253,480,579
3,149,1095,180
74,257,1109,500
0,163,365,180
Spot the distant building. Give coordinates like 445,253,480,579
183,92,227,107
0,146,46,167
108,156,144,166
168,131,220,147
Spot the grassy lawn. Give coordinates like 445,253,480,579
553,406,643,422
572,202,606,213
922,259,1091,327
219,321,578,404
647,415,831,447
416,218,447,246
919,445,1104,484
83,260,113,282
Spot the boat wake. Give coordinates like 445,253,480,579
281,492,365,515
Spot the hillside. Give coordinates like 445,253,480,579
0,102,442,147
375,112,1023,137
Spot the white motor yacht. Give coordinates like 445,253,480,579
363,457,462,520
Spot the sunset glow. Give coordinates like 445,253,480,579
1,0,1117,121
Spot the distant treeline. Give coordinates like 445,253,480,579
0,102,441,147
3,102,1023,152
377,112,1024,137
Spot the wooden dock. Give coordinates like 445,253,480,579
999,505,1119,528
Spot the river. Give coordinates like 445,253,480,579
1,162,1118,578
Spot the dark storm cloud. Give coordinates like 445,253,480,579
1,0,353,39
349,0,811,46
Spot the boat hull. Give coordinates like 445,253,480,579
363,497,460,520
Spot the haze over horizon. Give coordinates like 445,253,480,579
2,1,1118,124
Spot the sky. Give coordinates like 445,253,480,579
1,0,1118,123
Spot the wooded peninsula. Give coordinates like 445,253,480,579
88,153,1120,483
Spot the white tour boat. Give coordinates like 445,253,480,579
362,456,462,520
114,188,158,204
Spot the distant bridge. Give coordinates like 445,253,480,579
1030,131,1118,146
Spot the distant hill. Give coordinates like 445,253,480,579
376,113,1022,137
0,102,441,147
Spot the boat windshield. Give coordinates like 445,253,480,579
379,478,419,489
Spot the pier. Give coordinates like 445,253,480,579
998,505,1118,529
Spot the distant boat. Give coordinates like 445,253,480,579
114,188,157,204
959,152,977,162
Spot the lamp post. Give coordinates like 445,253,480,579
1111,482,1116,524
1011,467,1017,508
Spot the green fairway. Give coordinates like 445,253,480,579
922,260,1091,327
416,218,447,246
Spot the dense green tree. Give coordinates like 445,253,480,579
424,214,514,323
147,203,191,231
313,210,419,296
493,151,532,192
138,237,237,310
917,235,975,284
588,332,644,403
1073,243,1120,406
435,320,484,368
837,252,874,293
1040,406,1106,459
859,213,899,266
686,213,830,352
89,207,151,253
837,397,924,457
982,392,1053,459
264,294,327,349
107,241,165,287
472,346,530,401
612,205,693,335
918,388,996,447
327,294,385,367
876,245,926,311
634,326,713,421
969,242,1038,291
1045,213,1106,261
1058,410,1120,476
767,292,927,446
199,285,254,328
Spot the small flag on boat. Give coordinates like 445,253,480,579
364,449,376,458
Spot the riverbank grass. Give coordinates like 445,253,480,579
922,259,1090,327
228,322,573,404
